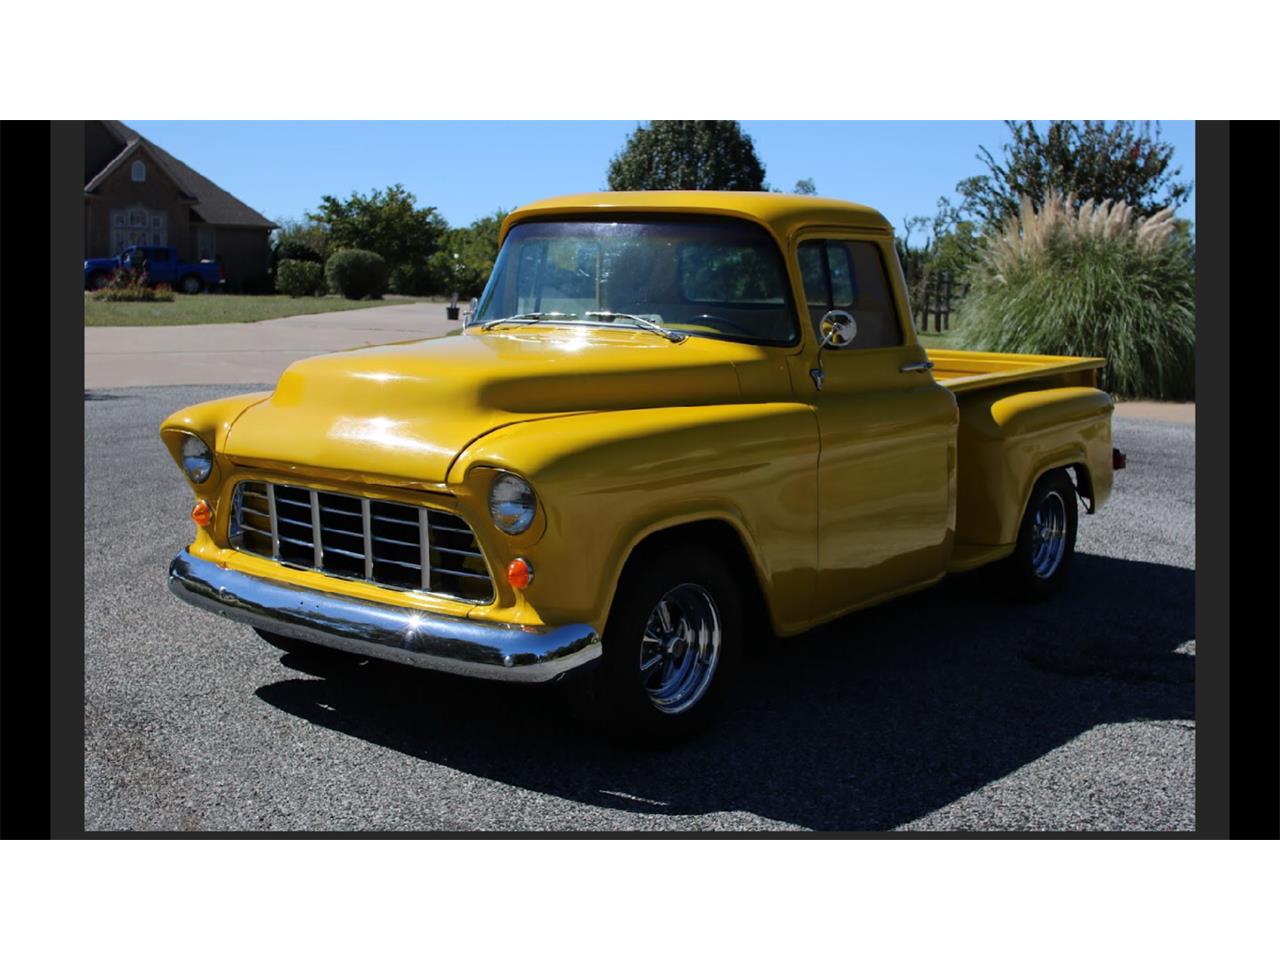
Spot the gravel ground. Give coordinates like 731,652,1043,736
84,387,1195,832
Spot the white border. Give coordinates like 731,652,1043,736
4,2,1274,118
3,840,1276,955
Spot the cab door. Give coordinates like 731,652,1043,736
791,232,956,621
145,246,175,284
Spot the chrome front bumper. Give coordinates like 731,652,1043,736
167,550,601,682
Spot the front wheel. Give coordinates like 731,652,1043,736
590,543,740,743
1003,468,1079,601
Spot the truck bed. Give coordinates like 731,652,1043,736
927,348,1106,394
927,347,1115,571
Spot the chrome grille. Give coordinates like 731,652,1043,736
230,481,494,603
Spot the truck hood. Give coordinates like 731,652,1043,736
222,326,775,484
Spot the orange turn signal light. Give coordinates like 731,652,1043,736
191,499,213,527
506,557,534,590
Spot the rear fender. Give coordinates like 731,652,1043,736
955,386,1113,546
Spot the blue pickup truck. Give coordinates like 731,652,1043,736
84,245,224,294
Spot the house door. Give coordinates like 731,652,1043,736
196,226,217,261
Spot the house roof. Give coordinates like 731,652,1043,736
85,121,277,230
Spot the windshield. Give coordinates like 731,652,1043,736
471,217,799,345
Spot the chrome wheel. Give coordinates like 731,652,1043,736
639,583,722,715
182,275,202,294
1030,490,1068,578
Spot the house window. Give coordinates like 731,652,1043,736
111,207,166,254
131,160,146,182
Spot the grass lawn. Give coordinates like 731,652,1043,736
84,293,442,327
916,325,966,350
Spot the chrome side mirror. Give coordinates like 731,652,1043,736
810,310,857,390
820,310,857,348
463,296,479,324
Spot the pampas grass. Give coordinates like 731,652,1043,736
957,191,1194,400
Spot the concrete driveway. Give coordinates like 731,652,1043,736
85,301,460,389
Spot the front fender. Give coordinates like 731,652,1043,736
448,403,820,636
159,391,273,501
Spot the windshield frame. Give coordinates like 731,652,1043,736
469,213,803,348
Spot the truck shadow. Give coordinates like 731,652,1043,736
254,552,1194,831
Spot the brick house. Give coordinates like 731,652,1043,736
84,120,277,289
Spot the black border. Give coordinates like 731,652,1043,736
1224,121,1278,839
2,122,57,838
27,120,1248,839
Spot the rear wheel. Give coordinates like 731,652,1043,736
1004,468,1078,601
180,274,203,294
590,542,741,743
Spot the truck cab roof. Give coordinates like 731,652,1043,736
501,191,894,246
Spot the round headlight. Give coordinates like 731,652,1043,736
488,472,536,535
181,434,213,484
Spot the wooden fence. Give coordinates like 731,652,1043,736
917,271,970,334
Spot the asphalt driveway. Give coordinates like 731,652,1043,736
83,385,1195,831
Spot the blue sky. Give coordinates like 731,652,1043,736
125,121,1196,232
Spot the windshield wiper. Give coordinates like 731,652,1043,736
480,311,577,330
585,311,687,343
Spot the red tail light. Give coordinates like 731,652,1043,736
219,263,226,280
1112,448,1127,470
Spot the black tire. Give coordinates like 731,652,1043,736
180,274,203,294
88,271,109,290
254,628,353,663
1004,468,1078,601
589,541,741,744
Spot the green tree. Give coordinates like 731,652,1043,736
958,121,1192,226
308,184,447,288
429,210,508,298
793,177,817,195
896,198,982,321
607,121,767,191
270,217,329,270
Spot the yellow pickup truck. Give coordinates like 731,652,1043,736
164,191,1123,739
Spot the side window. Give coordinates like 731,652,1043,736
795,238,902,349
826,243,856,306
797,242,827,308
149,247,171,262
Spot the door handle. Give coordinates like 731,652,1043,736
900,360,935,373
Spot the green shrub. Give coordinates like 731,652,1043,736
275,259,325,297
325,248,387,300
388,261,442,297
273,237,325,265
90,269,175,302
957,191,1194,400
